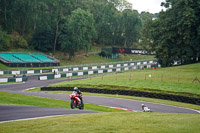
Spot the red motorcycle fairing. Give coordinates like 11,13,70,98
70,92,84,110
70,93,79,103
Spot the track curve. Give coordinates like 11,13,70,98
0,75,199,122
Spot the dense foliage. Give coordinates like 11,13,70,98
59,8,96,59
0,0,141,55
0,0,199,65
142,0,200,66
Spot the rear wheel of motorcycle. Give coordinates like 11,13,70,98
71,100,75,109
79,103,84,110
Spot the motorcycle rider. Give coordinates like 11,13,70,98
141,104,151,112
72,87,82,105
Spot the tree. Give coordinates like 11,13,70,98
0,0,146,53
10,32,28,49
140,11,154,26
121,9,142,48
0,0,35,36
59,25,77,60
140,12,155,51
46,0,72,55
30,24,54,52
67,8,96,56
89,1,123,46
0,26,11,51
142,0,200,66
108,0,132,11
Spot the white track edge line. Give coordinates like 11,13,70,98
0,114,66,124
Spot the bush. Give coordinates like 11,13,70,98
99,51,112,58
99,51,106,57
0,27,11,51
11,32,28,48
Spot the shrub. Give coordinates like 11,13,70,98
99,51,112,58
99,51,106,57
11,32,28,48
0,27,11,51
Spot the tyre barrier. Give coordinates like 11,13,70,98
41,87,200,105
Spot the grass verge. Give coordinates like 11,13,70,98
0,112,199,133
0,91,123,112
48,63,200,98
60,54,155,66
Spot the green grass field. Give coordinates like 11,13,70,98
1,112,199,133
0,55,199,132
59,54,155,66
0,87,199,132
49,63,200,98
29,88,200,111
0,92,122,112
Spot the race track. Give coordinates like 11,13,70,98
0,105,98,123
0,75,199,123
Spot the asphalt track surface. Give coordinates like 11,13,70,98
0,105,97,123
0,75,199,123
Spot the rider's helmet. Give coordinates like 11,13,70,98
74,87,78,91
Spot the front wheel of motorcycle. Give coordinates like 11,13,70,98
70,100,75,109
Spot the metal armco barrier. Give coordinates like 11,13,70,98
41,87,200,105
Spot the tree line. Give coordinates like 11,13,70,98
0,0,142,57
142,0,200,66
0,0,199,66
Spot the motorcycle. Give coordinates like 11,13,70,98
143,106,151,112
70,92,84,110
142,104,151,112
